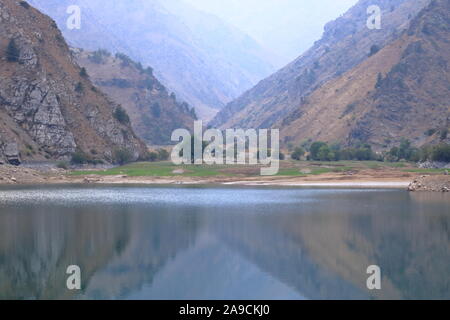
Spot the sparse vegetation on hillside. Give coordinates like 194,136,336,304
88,49,111,64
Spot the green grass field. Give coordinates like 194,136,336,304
69,160,444,178
71,162,235,177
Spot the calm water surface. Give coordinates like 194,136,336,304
0,185,449,300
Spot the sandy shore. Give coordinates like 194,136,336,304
0,164,447,190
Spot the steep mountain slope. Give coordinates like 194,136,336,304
184,0,359,66
279,0,450,149
211,0,431,129
0,0,146,164
74,49,197,145
28,0,275,120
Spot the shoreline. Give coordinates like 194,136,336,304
0,164,448,190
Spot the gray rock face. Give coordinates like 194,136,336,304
0,0,146,163
3,142,20,165
419,161,450,169
0,77,77,158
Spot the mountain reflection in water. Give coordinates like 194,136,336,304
0,186,449,300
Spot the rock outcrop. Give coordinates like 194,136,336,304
0,0,147,164
408,175,450,192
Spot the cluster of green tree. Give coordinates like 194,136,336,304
386,139,420,162
388,140,450,163
291,142,378,161
289,139,450,163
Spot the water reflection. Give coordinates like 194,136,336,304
0,186,449,299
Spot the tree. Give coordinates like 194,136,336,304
6,39,20,62
375,73,383,88
369,44,380,57
317,145,335,161
151,103,161,118
113,106,130,124
147,152,158,162
113,148,133,165
291,147,305,161
75,82,84,93
310,142,328,160
431,144,450,162
79,67,88,78
157,149,170,161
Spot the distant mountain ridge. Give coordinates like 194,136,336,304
28,0,276,120
210,0,432,130
0,0,146,164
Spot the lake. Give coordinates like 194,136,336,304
0,185,449,300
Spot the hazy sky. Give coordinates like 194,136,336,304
184,0,358,66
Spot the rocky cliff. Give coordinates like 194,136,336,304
73,49,197,146
210,0,431,129
0,0,146,164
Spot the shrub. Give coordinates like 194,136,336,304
56,161,69,170
113,106,130,124
19,1,30,9
375,73,383,89
113,148,133,165
151,103,161,118
190,108,198,120
147,152,158,162
6,39,20,62
291,147,305,161
369,44,380,57
75,82,84,93
71,151,89,165
79,67,88,78
440,128,448,141
157,149,170,161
